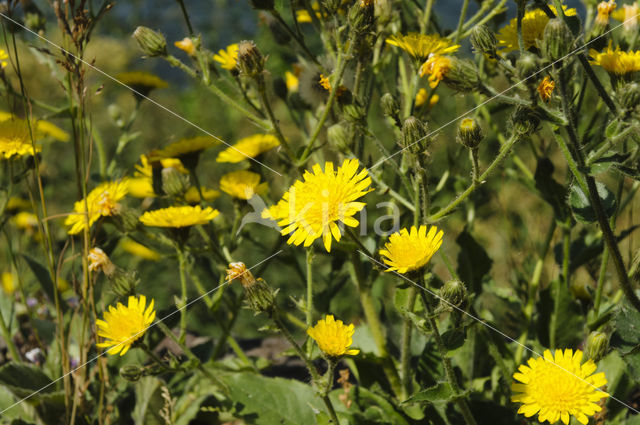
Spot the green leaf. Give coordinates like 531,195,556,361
534,158,569,220
536,280,583,348
0,363,54,399
132,377,165,425
611,302,640,377
568,182,616,224
456,229,492,294
221,372,320,425
404,382,467,405
20,254,67,312
441,328,466,353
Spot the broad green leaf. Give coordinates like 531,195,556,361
537,280,583,348
0,363,54,398
568,182,616,224
456,229,492,294
534,157,569,220
611,302,640,379
132,376,165,425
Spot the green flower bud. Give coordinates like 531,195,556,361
327,122,351,151
516,52,540,79
402,116,429,152
381,93,400,120
541,18,573,62
439,279,468,309
618,82,640,112
457,118,483,149
470,24,498,58
442,58,480,93
161,167,190,198
133,26,167,57
237,40,265,78
120,364,144,382
510,106,540,136
586,331,608,362
348,0,375,34
110,270,139,298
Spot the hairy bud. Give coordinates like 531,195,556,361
237,40,266,78
541,18,573,62
133,26,167,57
470,25,498,58
457,118,483,149
586,331,609,362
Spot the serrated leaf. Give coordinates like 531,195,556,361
0,363,54,399
568,182,616,224
404,382,467,405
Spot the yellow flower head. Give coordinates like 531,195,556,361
213,44,239,70
420,54,452,88
262,158,372,252
611,3,640,31
127,177,155,198
64,180,129,235
2,272,15,295
386,33,460,62
12,211,38,230
35,120,69,142
285,71,299,91
116,71,168,94
88,247,116,275
220,170,268,200
216,134,279,163
537,76,555,102
120,239,161,261
174,37,196,56
415,89,439,108
512,349,609,425
379,225,443,273
589,44,640,75
151,136,220,161
139,205,219,228
497,6,577,52
0,49,8,68
135,154,187,178
0,120,41,159
596,0,617,25
96,295,156,356
184,186,220,203
307,315,359,357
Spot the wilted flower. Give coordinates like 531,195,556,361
88,247,116,275
537,76,555,102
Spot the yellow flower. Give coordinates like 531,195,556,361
116,71,168,94
135,154,187,177
596,0,617,25
262,158,372,252
220,170,268,200
96,295,156,356
611,3,640,31
35,120,69,142
285,71,299,91
120,239,161,261
139,205,219,228
213,44,239,70
415,89,439,108
307,315,359,357
184,186,220,203
12,211,38,230
216,134,279,163
174,37,196,55
537,76,555,102
0,49,8,68
127,177,155,198
512,349,609,425
589,44,640,75
64,180,129,235
296,3,323,23
386,33,460,62
420,54,451,88
6,197,31,211
497,6,577,53
1,272,15,295
88,247,115,275
0,120,41,159
379,225,443,273
151,136,219,161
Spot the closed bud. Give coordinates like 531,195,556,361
111,270,139,297
249,0,274,10
343,102,364,122
618,82,640,112
120,364,143,382
586,331,608,362
348,0,375,34
439,279,468,309
516,52,540,79
327,122,351,151
117,206,141,233
442,58,479,93
161,167,190,198
457,118,483,149
541,18,573,62
470,25,498,58
402,116,429,152
237,40,265,78
510,106,540,136
133,26,167,57
381,93,400,119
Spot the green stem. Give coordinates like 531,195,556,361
257,75,295,159
176,247,188,344
429,134,520,221
0,307,20,363
400,286,418,399
562,220,570,284
421,0,436,34
453,0,470,44
593,246,609,316
516,0,526,54
175,0,194,35
306,247,314,357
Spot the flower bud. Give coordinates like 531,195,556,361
441,58,480,93
381,93,400,120
133,26,167,57
227,262,277,314
111,270,139,298
439,279,468,309
618,82,640,112
457,118,483,149
348,0,375,34
510,106,540,136
516,52,540,79
120,364,143,382
470,24,498,58
586,331,608,362
402,116,429,152
327,122,351,151
161,167,190,198
541,18,573,62
237,40,265,78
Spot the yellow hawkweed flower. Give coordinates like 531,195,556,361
174,37,196,55
96,295,156,356
184,186,220,203
415,89,439,108
139,205,219,228
213,44,239,70
307,315,359,357
589,44,640,75
497,6,577,52
120,239,161,261
35,120,69,142
420,54,451,88
220,170,268,200
611,3,640,31
88,247,116,275
127,177,155,198
512,349,609,425
285,71,299,91
537,76,555,102
151,136,219,161
216,134,279,163
596,0,617,25
12,211,38,234
0,49,8,68
386,33,460,62
0,120,41,159
262,158,372,252
64,180,129,235
1,272,15,295
379,225,444,273
116,71,168,95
